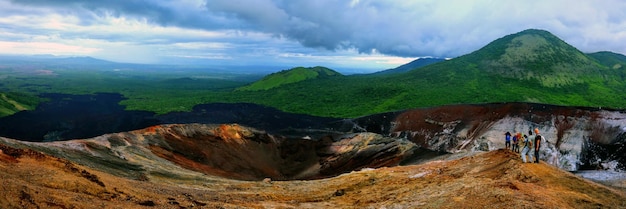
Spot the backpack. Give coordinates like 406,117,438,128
525,137,532,147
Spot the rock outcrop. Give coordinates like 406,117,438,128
343,102,626,172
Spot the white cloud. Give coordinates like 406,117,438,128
0,41,100,55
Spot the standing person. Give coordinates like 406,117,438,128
511,133,518,152
534,128,542,163
515,132,522,153
505,132,511,150
520,134,533,163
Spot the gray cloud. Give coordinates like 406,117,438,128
5,0,626,58
10,0,236,29
205,0,626,57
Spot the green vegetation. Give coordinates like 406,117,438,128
0,65,249,114
223,29,625,117
1,29,625,118
0,92,41,117
236,66,341,91
588,51,626,69
588,51,626,85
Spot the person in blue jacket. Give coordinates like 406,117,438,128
504,131,511,150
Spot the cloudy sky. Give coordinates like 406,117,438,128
1,0,625,72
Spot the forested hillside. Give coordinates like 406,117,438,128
211,29,626,117
1,29,625,118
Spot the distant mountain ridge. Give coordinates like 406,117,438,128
374,57,445,75
587,51,626,71
236,66,342,91
0,55,116,66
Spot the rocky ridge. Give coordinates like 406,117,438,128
344,102,626,172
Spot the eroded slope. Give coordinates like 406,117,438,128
0,123,416,181
1,142,624,208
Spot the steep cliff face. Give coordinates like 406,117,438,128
344,103,626,171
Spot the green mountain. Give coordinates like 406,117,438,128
236,66,342,91
444,29,606,87
373,58,444,75
225,29,626,117
393,29,625,104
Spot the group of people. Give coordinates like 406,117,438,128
505,128,542,163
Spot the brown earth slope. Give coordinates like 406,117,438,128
0,124,417,182
1,140,624,208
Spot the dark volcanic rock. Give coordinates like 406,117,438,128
0,93,341,141
157,103,341,137
0,93,159,142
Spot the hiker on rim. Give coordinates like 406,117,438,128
511,133,519,152
505,131,511,150
516,132,523,152
520,134,533,163
534,128,542,163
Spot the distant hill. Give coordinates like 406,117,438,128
0,55,116,66
53,56,117,65
588,51,626,71
373,58,445,75
236,66,342,91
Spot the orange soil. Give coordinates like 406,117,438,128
1,142,624,208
